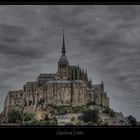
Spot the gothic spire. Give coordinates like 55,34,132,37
62,29,66,55
101,80,104,90
58,30,68,63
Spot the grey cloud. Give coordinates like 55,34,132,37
107,5,140,21
0,23,26,38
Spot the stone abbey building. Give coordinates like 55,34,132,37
4,32,109,114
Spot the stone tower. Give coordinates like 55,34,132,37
57,30,69,80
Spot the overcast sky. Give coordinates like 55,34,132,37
0,5,140,120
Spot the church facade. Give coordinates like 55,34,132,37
4,32,109,114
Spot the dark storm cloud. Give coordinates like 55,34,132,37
0,5,140,120
0,23,50,59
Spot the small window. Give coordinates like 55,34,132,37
24,100,27,106
29,100,32,106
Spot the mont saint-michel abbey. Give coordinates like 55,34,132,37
4,32,109,114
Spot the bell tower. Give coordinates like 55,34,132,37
57,30,69,80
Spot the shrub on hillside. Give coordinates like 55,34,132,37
127,115,137,126
81,109,99,123
7,108,23,123
55,107,67,115
103,107,115,117
72,106,86,113
23,113,34,122
22,117,58,126
74,119,84,125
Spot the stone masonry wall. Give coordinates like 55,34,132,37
3,82,109,116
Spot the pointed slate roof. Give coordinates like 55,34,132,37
58,30,69,63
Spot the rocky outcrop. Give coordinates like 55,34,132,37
0,100,131,126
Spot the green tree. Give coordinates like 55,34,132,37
74,119,84,125
7,108,23,123
72,106,86,113
23,113,34,122
82,109,99,123
127,115,137,126
103,108,115,117
55,107,66,115
48,117,58,125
